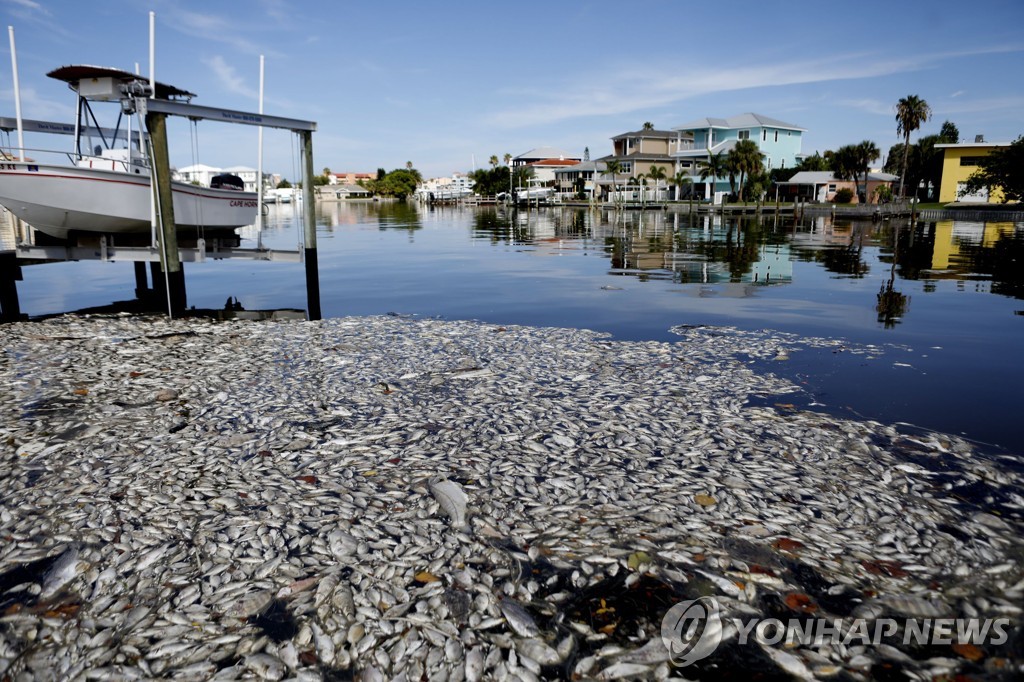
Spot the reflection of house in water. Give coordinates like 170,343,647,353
600,213,794,285
927,221,1017,272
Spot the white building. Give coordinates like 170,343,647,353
177,164,266,192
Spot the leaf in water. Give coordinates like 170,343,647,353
362,470,377,477
295,475,319,485
414,571,441,584
952,642,984,662
73,388,89,396
784,592,817,613
860,559,907,578
627,552,651,570
773,537,804,552
694,494,717,506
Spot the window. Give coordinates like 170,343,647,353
828,184,837,192
738,130,750,140
960,156,986,166
762,130,767,141
620,162,632,173
774,131,778,143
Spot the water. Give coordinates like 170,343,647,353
16,202,1024,454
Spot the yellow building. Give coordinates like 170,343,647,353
935,141,1011,203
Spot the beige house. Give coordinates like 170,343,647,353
596,129,694,198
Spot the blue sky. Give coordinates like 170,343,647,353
2,0,1022,181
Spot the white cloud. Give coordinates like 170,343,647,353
837,99,892,116
484,44,1024,129
205,55,258,100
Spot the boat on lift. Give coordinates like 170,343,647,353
0,65,258,240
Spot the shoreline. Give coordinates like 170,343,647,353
1,314,1021,679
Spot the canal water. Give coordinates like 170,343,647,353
16,202,1024,455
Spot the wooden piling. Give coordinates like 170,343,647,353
145,111,187,315
299,130,321,321
0,253,22,322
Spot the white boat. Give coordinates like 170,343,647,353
0,65,258,240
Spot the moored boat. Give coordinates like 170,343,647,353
0,65,258,239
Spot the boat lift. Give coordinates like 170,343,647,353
0,87,322,322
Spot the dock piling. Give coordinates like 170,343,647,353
300,130,321,321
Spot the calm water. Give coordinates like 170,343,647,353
17,202,1024,455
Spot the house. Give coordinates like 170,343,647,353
776,171,898,204
329,172,375,186
553,160,607,199
595,128,690,197
513,147,581,184
222,166,260,192
176,163,221,187
671,113,805,198
934,140,1012,203
177,163,267,192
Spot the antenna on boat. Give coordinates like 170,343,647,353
7,26,24,160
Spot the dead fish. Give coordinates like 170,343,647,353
429,476,469,530
40,546,83,599
498,598,540,637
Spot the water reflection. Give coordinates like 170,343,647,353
463,208,1024,307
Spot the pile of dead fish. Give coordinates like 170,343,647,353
0,314,1020,681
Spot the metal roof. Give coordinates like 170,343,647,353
672,112,805,132
47,64,196,101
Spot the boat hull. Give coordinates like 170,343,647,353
0,162,258,239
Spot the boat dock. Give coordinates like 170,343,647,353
0,206,305,322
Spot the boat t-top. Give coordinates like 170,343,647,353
0,65,258,240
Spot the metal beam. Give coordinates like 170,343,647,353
0,116,143,142
138,98,316,132
15,244,302,263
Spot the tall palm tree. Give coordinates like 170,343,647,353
728,139,764,203
604,159,622,204
489,155,499,169
856,140,880,204
698,151,726,202
503,153,511,167
672,170,693,210
895,95,931,198
646,165,667,201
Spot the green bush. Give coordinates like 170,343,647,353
834,188,854,204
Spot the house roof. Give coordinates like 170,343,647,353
553,160,607,175
223,165,257,173
934,142,1012,149
673,112,805,132
515,147,577,161
781,171,899,184
529,158,580,167
178,163,221,173
611,129,677,140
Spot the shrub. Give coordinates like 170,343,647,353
834,188,854,204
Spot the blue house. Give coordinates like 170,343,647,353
670,113,805,199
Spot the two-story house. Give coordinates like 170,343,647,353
513,147,581,184
592,128,693,200
671,113,805,199
935,139,1012,203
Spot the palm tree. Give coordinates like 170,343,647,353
698,151,726,202
604,159,622,204
646,165,667,201
672,170,693,209
488,155,499,169
503,153,511,167
642,122,654,130
856,140,880,204
895,95,931,198
728,139,764,203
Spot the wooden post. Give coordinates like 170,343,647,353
133,261,149,299
0,253,22,322
145,111,187,315
300,130,321,321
